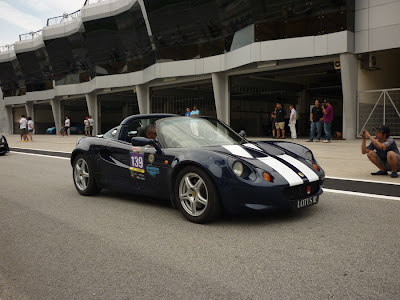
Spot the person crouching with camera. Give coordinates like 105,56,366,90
361,125,400,178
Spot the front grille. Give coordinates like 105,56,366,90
283,181,321,200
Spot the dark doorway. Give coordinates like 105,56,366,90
151,80,216,117
230,62,342,137
33,102,53,134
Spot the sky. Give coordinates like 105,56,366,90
0,0,85,47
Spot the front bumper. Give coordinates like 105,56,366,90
219,179,324,215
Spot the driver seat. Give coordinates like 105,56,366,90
136,126,146,137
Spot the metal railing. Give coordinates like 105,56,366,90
47,9,82,26
19,29,42,41
84,0,105,5
0,44,14,53
358,88,400,137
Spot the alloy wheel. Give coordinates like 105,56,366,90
74,158,89,191
178,172,208,217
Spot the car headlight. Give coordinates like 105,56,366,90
232,161,244,177
306,151,313,160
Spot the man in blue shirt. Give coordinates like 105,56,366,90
361,125,400,178
190,105,200,117
185,107,191,116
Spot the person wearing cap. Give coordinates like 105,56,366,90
322,100,333,143
361,125,400,178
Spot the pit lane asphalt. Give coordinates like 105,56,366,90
0,153,399,299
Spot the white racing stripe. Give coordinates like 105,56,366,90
243,143,263,151
258,156,303,186
279,154,319,182
223,145,253,158
225,145,312,186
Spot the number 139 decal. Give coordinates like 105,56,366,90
130,152,144,173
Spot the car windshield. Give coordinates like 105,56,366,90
158,117,245,148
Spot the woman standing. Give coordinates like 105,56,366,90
27,117,35,142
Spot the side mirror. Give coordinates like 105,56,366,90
131,137,163,155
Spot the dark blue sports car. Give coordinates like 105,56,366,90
71,114,324,223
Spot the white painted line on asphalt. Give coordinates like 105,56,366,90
11,147,71,154
10,151,70,160
326,176,400,186
323,188,400,201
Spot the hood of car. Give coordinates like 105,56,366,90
204,142,321,187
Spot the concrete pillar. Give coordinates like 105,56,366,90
340,53,358,140
86,92,99,135
136,84,150,114
4,105,13,134
212,72,230,124
25,102,34,120
0,90,13,133
50,98,62,135
297,90,309,136
123,101,128,118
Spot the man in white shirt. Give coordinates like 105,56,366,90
289,104,297,139
64,116,71,136
84,117,90,136
18,115,28,142
88,116,94,136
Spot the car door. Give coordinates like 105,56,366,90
95,127,128,189
106,140,174,197
105,139,146,193
94,126,137,192
100,117,161,195
103,116,176,197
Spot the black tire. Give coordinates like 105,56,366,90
174,166,221,223
73,154,101,196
